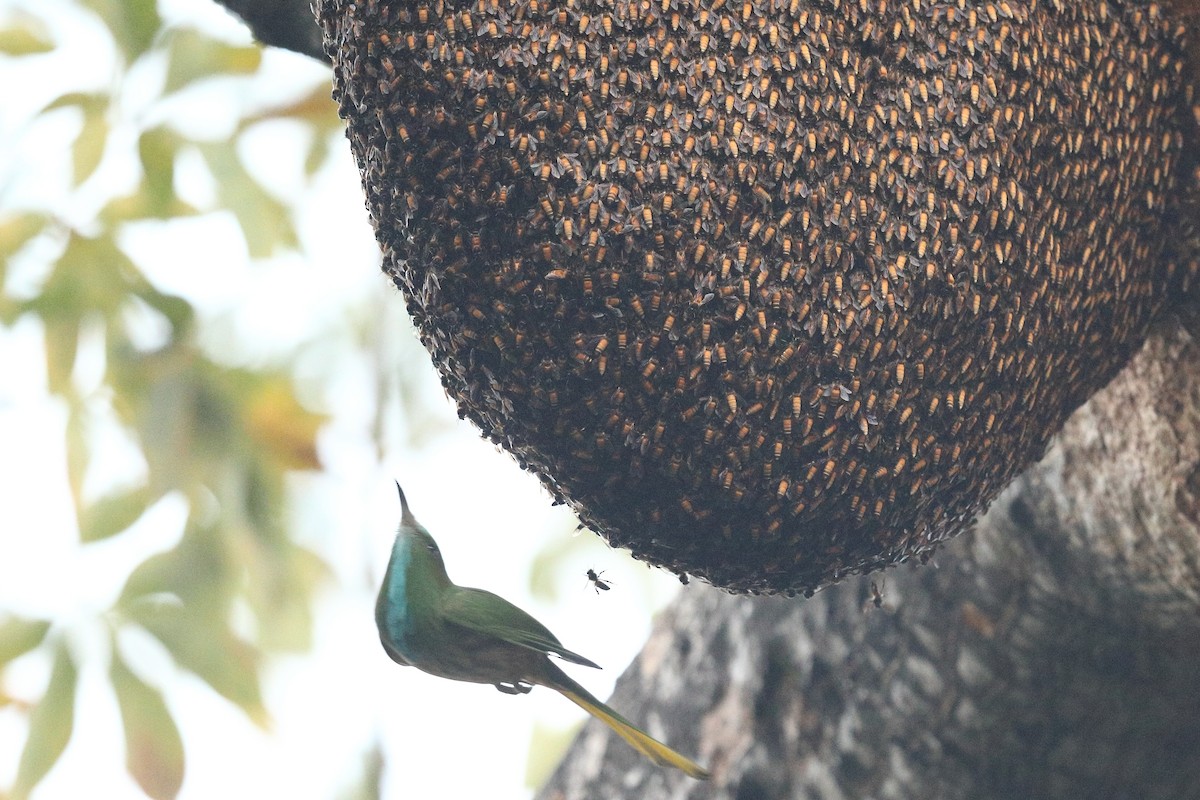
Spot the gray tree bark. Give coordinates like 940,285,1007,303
538,316,1200,799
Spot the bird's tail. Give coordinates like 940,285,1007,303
544,663,710,780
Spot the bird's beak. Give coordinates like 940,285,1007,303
394,480,415,523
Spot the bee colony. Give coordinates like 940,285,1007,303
318,0,1198,593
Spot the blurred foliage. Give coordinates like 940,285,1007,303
10,642,76,798
334,740,384,800
0,11,53,56
0,2,346,797
523,719,578,792
111,645,185,800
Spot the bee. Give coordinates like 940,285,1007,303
585,569,613,593
866,578,886,611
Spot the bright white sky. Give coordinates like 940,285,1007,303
0,1,682,798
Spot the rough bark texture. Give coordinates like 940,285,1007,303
537,316,1200,799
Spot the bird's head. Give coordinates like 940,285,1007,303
394,481,448,573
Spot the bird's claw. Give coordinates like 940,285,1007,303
495,681,533,695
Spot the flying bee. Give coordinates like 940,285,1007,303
586,569,613,593
866,578,886,611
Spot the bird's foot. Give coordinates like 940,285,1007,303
495,681,533,695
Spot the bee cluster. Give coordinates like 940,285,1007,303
319,0,1197,593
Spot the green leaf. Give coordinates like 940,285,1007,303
164,29,262,95
111,651,185,799
304,132,331,176
80,0,160,61
36,92,110,185
243,83,340,129
23,231,134,323
99,190,199,224
118,525,232,611
42,91,103,114
136,127,181,218
0,212,47,287
111,353,204,489
0,617,52,668
73,99,109,184
239,85,341,175
11,641,77,800
117,550,181,606
0,12,55,56
42,317,80,396
199,143,297,257
135,289,193,337
79,484,154,543
247,543,327,652
64,400,89,513
128,603,267,725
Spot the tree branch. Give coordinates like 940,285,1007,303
210,0,327,62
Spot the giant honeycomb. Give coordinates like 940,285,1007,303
318,0,1199,593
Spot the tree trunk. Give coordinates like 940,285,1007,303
538,316,1200,799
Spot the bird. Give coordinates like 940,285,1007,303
585,568,612,593
376,481,710,779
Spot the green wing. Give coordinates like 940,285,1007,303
443,586,600,669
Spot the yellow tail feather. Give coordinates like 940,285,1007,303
557,687,711,780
